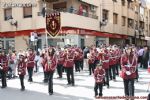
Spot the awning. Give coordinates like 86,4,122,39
0,28,45,38
0,27,128,39
60,27,128,39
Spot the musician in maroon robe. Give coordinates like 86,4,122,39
0,51,8,88
27,49,35,82
94,62,105,98
120,47,137,97
17,54,27,91
43,48,57,95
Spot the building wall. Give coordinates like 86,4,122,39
101,0,138,37
84,35,95,47
15,36,29,52
0,0,45,32
0,0,150,50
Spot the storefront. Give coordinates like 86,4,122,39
0,27,128,52
0,29,45,52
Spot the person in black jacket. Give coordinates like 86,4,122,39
142,46,149,69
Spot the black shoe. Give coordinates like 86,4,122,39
57,76,62,79
49,92,53,95
21,88,25,91
30,78,33,82
72,84,75,86
1,86,6,88
28,79,33,82
95,95,99,99
99,94,103,97
107,85,110,89
43,79,48,83
110,78,112,80
67,83,71,85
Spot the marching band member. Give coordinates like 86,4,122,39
93,48,99,70
120,47,137,97
17,54,26,91
114,46,121,75
74,48,80,72
0,51,8,88
87,51,95,75
63,49,75,86
102,48,110,88
41,49,47,83
27,48,35,82
57,48,64,78
43,47,57,95
109,48,117,81
78,49,84,71
94,62,105,98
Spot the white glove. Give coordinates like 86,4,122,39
126,71,131,75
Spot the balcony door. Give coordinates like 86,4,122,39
53,2,67,11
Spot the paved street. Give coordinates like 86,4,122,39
0,66,149,100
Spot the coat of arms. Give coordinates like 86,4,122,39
46,13,61,37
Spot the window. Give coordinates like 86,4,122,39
113,13,118,24
112,0,117,2
23,7,32,18
139,21,144,29
102,9,108,20
4,8,12,21
128,2,134,10
128,18,133,28
122,16,126,26
135,21,138,30
121,0,125,6
53,2,67,11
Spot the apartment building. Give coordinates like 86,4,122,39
0,0,150,52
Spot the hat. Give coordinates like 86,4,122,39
19,53,25,57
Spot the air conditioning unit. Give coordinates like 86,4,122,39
90,5,96,12
100,19,108,28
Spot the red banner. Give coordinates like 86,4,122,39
46,13,61,37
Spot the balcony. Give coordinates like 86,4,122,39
37,7,99,31
60,11,99,31
45,8,98,19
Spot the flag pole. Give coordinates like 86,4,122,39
44,0,48,49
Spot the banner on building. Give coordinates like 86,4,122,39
46,13,61,37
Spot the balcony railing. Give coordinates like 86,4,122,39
38,7,98,19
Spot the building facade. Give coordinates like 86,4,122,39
0,0,150,52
